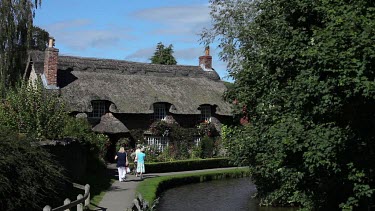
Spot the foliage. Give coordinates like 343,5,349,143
30,26,49,51
196,121,219,137
0,81,66,140
130,129,146,145
150,120,201,160
150,42,177,65
78,153,113,210
199,135,214,158
136,168,250,205
115,137,131,150
144,158,234,173
0,81,108,158
0,127,66,211
0,0,42,92
204,0,375,210
150,120,174,136
62,116,108,157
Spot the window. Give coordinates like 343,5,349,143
88,101,107,118
146,136,169,152
200,105,211,122
154,103,166,120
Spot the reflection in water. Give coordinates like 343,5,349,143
157,178,297,211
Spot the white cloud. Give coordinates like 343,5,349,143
131,5,211,36
44,19,133,51
133,6,210,24
46,19,91,32
125,47,155,62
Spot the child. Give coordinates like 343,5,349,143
135,147,146,179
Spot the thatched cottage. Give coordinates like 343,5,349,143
25,38,232,157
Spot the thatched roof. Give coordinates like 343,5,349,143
28,51,232,115
92,113,129,134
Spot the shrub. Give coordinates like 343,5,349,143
200,135,214,158
0,127,66,211
144,158,234,173
0,81,66,140
62,116,108,158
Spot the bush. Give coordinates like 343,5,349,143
144,158,234,173
62,116,108,158
0,81,66,140
0,127,66,211
199,135,214,158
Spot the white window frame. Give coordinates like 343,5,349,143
89,101,106,118
154,103,166,121
200,105,211,122
146,136,169,152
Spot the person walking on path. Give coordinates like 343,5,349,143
132,144,142,175
115,147,128,182
135,147,146,179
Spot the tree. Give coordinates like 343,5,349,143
0,80,67,140
0,0,41,93
204,0,375,210
0,80,108,156
150,42,177,65
30,26,50,51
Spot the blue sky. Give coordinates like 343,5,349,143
33,0,232,81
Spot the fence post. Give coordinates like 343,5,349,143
84,184,90,206
64,198,71,211
43,205,51,211
77,194,83,211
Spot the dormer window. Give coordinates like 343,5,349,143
154,103,166,121
88,101,107,118
200,105,211,122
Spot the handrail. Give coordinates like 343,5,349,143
43,183,90,211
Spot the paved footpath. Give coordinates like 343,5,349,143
94,164,244,211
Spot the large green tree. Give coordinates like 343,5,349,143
204,0,375,210
0,0,41,92
150,42,177,65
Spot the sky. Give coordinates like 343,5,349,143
33,0,232,82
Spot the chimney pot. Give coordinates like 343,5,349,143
205,46,210,56
199,46,212,70
48,37,55,48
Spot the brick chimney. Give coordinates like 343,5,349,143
44,37,59,86
199,46,212,70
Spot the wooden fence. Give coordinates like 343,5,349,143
43,183,90,211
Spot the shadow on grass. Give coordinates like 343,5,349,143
75,157,117,210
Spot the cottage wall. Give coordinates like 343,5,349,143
113,113,152,130
111,113,232,134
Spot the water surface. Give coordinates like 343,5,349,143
157,178,297,211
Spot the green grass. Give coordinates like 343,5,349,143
136,168,251,204
87,179,115,210
73,156,114,210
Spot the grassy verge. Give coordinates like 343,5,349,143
75,157,114,210
136,168,251,205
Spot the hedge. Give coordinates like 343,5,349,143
141,158,234,173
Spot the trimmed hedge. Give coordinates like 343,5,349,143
143,158,234,173
136,168,250,204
